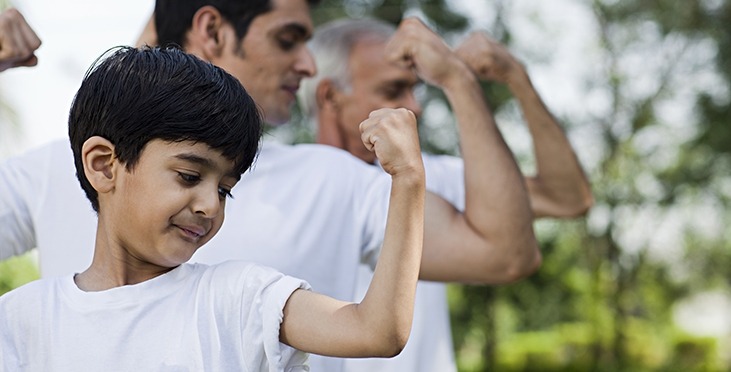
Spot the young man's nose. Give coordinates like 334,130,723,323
295,47,317,78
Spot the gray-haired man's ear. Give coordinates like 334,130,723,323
314,79,347,150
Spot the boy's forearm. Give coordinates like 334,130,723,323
279,109,426,358
350,170,424,357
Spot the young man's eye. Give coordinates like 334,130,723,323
178,172,201,184
218,187,234,200
278,37,296,51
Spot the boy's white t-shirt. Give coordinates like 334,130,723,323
0,261,310,372
0,140,391,371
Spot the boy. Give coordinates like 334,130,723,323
0,46,426,370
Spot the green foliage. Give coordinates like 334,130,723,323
447,0,731,369
306,1,731,370
0,252,40,296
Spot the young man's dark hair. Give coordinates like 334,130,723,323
68,46,262,212
154,0,320,49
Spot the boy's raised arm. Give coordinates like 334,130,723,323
279,108,425,358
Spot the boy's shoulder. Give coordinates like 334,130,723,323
0,277,65,326
201,261,310,297
0,277,62,302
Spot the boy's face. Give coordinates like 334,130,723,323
108,140,239,268
331,39,422,163
213,0,316,125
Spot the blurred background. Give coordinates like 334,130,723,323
1,0,730,370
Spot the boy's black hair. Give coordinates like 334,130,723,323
69,46,262,212
155,0,320,49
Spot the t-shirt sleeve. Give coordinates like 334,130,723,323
359,154,466,270
0,142,58,260
422,153,465,212
353,163,392,270
261,275,311,372
228,262,311,372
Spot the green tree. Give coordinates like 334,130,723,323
305,1,731,370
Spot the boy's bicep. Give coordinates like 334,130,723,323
280,289,366,357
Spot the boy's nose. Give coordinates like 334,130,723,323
194,188,222,218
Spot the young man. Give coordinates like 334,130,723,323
0,2,540,370
299,18,593,372
1,45,427,370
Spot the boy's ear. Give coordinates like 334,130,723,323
315,79,346,149
189,6,230,59
81,136,117,194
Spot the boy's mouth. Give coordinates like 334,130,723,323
174,224,207,241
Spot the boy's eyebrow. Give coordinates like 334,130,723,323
174,153,240,180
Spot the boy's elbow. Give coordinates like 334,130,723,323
377,331,409,358
365,322,410,357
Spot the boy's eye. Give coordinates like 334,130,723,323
218,187,234,200
178,172,200,184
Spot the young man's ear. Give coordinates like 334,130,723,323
82,136,117,195
135,13,158,47
315,79,347,149
188,6,231,59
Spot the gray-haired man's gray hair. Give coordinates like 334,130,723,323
298,18,396,123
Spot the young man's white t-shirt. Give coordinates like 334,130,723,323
345,153,465,372
0,139,393,371
0,261,310,371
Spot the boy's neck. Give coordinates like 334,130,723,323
74,264,176,292
75,244,176,292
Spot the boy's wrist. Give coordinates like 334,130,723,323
390,166,426,189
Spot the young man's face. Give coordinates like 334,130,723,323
332,39,422,163
216,0,316,125
109,140,239,268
